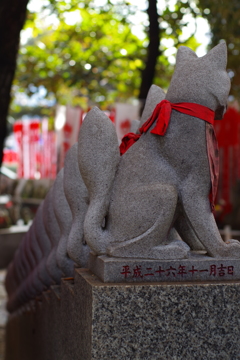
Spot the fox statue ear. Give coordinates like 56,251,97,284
203,42,227,69
175,46,198,67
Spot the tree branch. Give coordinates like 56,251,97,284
138,0,161,105
0,0,29,167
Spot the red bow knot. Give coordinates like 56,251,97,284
139,100,172,136
119,132,141,156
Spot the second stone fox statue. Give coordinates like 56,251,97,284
73,42,240,261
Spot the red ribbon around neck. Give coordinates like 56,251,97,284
119,100,215,155
139,100,214,135
119,99,218,212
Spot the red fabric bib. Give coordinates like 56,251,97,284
119,100,218,212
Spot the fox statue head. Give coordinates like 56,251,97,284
166,42,231,120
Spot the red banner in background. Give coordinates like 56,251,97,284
55,105,83,171
214,105,240,220
7,103,139,179
10,119,57,180
114,103,140,142
13,121,23,178
40,118,57,179
29,121,40,179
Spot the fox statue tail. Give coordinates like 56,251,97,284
78,107,120,254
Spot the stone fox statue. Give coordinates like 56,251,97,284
76,42,240,260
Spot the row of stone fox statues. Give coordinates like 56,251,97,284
5,42,240,312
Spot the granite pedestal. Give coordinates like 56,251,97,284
5,268,240,360
89,252,240,283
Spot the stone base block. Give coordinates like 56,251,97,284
5,269,240,360
89,253,240,283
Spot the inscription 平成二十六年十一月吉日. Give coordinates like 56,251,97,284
120,264,234,279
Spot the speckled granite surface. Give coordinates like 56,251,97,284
89,253,240,283
5,269,240,360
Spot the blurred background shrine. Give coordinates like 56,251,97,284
0,102,139,231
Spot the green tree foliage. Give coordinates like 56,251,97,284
12,0,200,114
14,2,146,111
198,0,240,98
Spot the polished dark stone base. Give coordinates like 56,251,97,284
5,269,240,360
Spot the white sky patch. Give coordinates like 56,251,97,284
35,10,60,28
27,0,49,13
168,55,176,64
120,49,127,56
195,17,211,56
158,0,176,14
161,38,177,64
164,47,177,57
131,25,146,40
129,10,148,26
37,41,46,50
20,5,59,45
91,0,108,6
128,1,148,40
157,0,210,61
84,63,92,70
15,86,54,107
21,27,33,45
161,38,175,48
128,0,147,10
179,13,196,42
63,10,82,26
